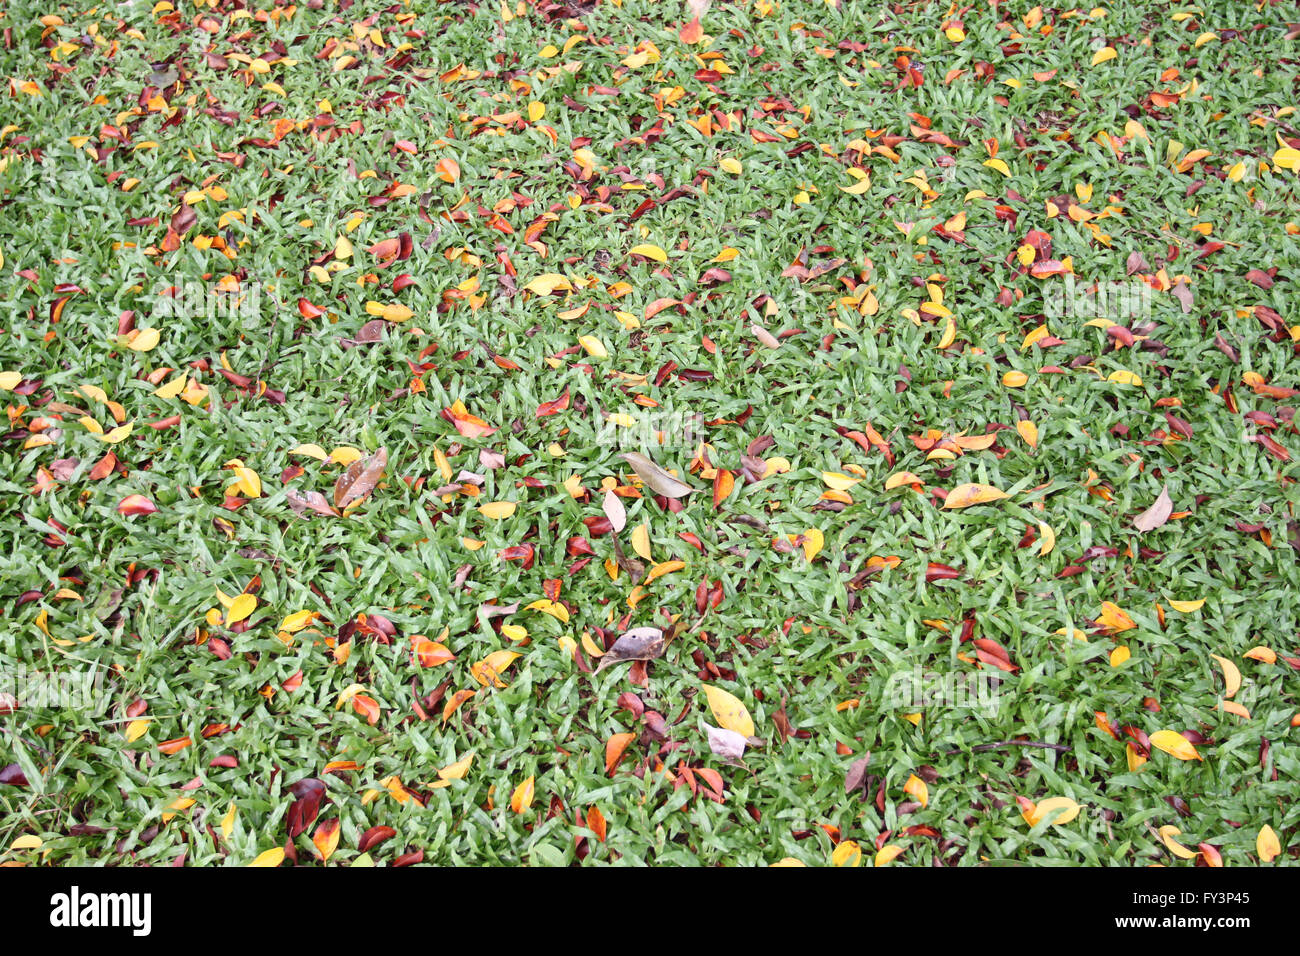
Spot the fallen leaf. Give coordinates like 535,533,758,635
621,452,695,498
1133,485,1173,533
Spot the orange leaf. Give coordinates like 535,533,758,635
943,483,1008,509
1095,601,1136,633
312,818,341,862
510,775,535,814
442,688,475,723
587,806,607,843
713,468,734,508
351,694,380,725
605,731,636,775
436,158,460,183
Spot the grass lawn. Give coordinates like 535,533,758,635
1,0,1298,867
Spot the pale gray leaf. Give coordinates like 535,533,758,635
603,489,627,533
1133,485,1173,533
621,452,695,499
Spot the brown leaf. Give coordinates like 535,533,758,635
1133,485,1173,533
1125,250,1149,275
286,488,339,517
610,533,644,584
620,452,695,499
595,626,665,673
334,447,387,509
845,754,871,794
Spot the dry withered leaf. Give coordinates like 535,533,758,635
603,489,627,533
286,488,339,517
610,533,645,584
1133,485,1173,533
706,723,747,761
333,447,387,509
844,753,871,794
595,626,665,673
621,452,695,499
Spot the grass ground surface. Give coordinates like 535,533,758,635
1,0,1298,867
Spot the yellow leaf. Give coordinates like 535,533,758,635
629,243,667,263
101,423,133,444
220,802,237,838
128,328,160,351
874,844,905,866
1168,599,1204,612
1038,521,1056,555
528,101,545,122
822,471,860,491
1159,825,1198,859
10,834,42,851
943,483,1008,509
525,599,570,623
124,718,151,742
1257,824,1281,862
1127,742,1147,772
1209,654,1242,699
983,158,1010,177
1019,325,1050,351
472,650,521,688
831,840,862,867
279,610,315,633
478,501,517,520
578,335,608,358
1096,601,1136,632
1091,46,1117,66
249,848,285,867
433,752,474,788
1002,370,1028,387
1110,645,1131,667
703,684,755,737
885,471,922,490
1107,370,1143,386
1024,796,1081,826
936,317,956,348
719,157,743,175
523,273,572,295
903,773,929,807
1150,729,1202,761
631,523,652,560
1273,147,1300,172
770,857,806,867
225,593,256,625
154,373,187,399
801,527,824,561
0,371,22,390
1016,420,1039,448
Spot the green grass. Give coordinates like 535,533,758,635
0,0,1298,867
